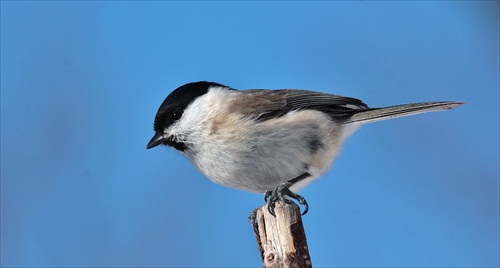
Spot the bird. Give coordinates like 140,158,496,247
147,81,463,216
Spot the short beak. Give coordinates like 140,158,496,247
147,132,165,149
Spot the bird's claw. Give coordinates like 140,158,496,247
264,183,309,217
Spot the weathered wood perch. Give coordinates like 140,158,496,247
252,201,312,268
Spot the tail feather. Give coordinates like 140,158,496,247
345,101,464,125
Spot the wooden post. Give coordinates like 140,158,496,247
252,201,312,268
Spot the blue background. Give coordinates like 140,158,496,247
1,1,499,267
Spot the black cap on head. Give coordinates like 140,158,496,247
153,81,227,132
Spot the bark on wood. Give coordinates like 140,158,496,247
252,201,312,268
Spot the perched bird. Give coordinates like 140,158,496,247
147,81,463,215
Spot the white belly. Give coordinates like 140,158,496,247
183,110,350,193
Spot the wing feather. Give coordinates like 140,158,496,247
234,89,369,121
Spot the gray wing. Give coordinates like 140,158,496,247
235,89,369,121
233,88,464,124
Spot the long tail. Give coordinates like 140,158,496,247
345,101,464,125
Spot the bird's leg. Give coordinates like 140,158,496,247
264,173,310,217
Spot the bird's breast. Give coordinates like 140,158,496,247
184,109,346,193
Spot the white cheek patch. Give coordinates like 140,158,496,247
167,87,228,143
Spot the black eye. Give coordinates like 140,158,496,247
172,111,182,120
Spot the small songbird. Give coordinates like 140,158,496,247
147,81,463,215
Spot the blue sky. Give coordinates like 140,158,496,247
1,1,498,267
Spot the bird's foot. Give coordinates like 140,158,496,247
264,182,309,217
